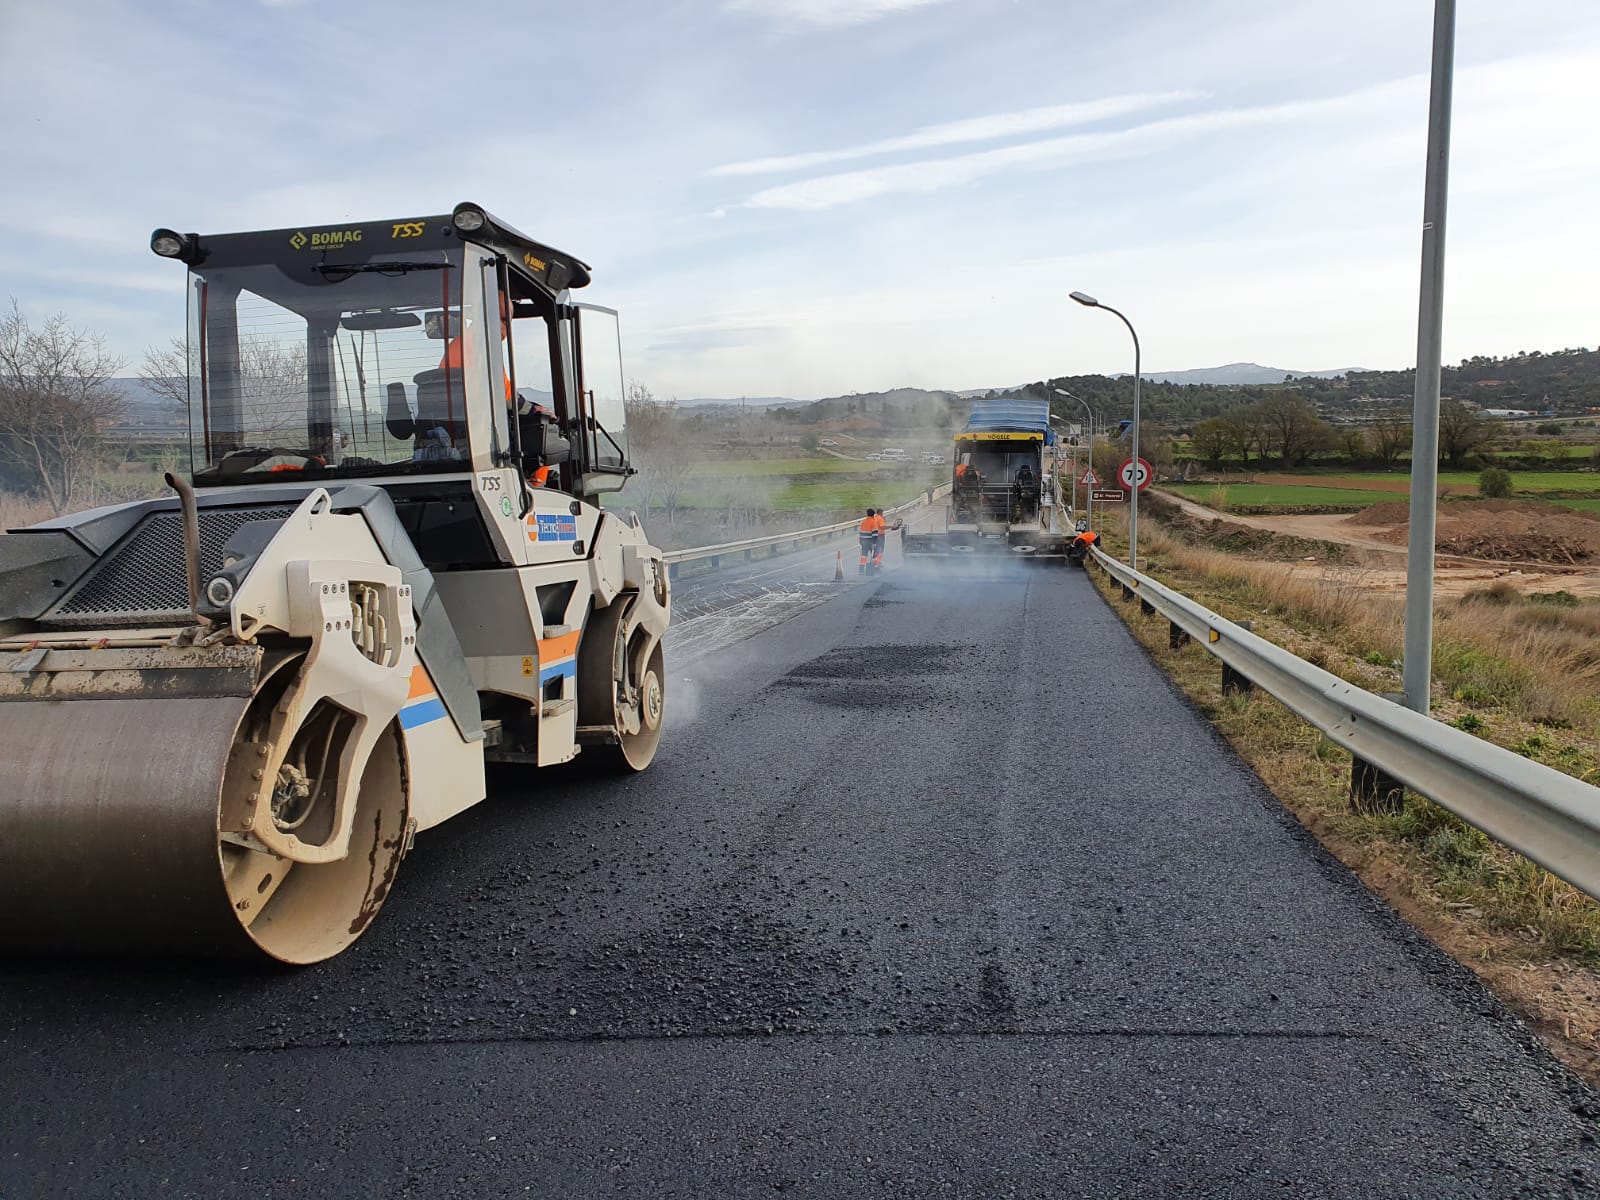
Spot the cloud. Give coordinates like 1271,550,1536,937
738,79,1418,211
720,0,949,30
709,92,1205,177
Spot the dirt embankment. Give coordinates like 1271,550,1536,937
1150,490,1600,599
1349,499,1600,565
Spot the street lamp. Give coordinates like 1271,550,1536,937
1053,387,1094,532
1070,291,1142,570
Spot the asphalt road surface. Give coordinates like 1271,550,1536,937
3,559,1597,1198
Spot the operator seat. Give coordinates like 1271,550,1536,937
389,369,468,460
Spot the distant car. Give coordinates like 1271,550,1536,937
879,448,909,461
819,438,838,447
923,454,945,464
864,453,883,461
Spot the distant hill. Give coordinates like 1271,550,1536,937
1139,363,1364,386
782,387,963,429
108,377,186,436
677,395,795,409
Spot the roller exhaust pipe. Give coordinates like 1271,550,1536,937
164,470,211,626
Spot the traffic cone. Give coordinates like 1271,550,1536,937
834,550,844,581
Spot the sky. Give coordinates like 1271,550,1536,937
1,0,1597,401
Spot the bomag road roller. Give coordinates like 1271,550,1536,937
902,398,1073,561
0,203,670,963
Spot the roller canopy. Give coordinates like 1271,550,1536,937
962,399,1055,444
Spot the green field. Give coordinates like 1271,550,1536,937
1169,474,1600,514
1167,483,1404,508
660,456,944,513
1337,470,1600,492
771,479,937,511
683,457,922,478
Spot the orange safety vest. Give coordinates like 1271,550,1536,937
859,516,877,535
440,336,514,401
871,514,888,534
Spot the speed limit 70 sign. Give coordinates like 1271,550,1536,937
1118,457,1153,492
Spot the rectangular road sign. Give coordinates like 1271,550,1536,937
1091,489,1126,502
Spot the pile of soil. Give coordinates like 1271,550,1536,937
1347,500,1411,527
1344,499,1600,564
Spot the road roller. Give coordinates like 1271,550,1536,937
0,203,670,963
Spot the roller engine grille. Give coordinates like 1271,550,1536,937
45,506,300,627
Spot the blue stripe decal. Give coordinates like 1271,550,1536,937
399,697,448,730
539,660,576,685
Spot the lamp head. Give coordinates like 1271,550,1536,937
1069,291,1099,307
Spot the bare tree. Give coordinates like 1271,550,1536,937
144,334,306,445
1256,392,1333,467
1369,411,1412,468
141,336,191,410
1219,413,1254,466
1189,417,1232,468
625,380,695,527
0,300,125,514
1438,402,1498,468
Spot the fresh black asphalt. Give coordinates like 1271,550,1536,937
2,561,1597,1197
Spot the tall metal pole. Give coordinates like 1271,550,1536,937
1101,306,1142,570
1403,0,1456,714
1069,293,1139,567
1079,399,1094,533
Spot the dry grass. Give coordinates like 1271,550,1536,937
0,492,54,531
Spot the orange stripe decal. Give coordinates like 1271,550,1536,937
539,630,581,663
407,664,435,699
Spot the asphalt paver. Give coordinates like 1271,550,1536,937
2,563,1596,1197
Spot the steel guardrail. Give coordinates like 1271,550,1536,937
1089,544,1600,901
662,484,952,576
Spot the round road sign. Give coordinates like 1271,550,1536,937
1118,457,1153,492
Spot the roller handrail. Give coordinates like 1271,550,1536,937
663,484,951,566
1089,544,1600,901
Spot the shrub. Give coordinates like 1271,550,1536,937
1459,579,1522,606
1477,466,1513,499
1528,590,1580,608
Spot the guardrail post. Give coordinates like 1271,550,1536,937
668,561,679,581
1221,662,1254,697
1120,583,1135,601
1350,691,1407,812
710,555,721,568
1168,621,1190,650
1350,758,1406,813
1140,598,1156,618
1221,620,1253,696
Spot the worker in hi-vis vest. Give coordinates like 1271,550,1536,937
858,509,880,575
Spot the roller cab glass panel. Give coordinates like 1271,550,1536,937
180,221,495,484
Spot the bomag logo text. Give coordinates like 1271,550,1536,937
391,221,425,239
307,229,363,248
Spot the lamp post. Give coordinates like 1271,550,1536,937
1070,292,1141,569
1053,387,1094,532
